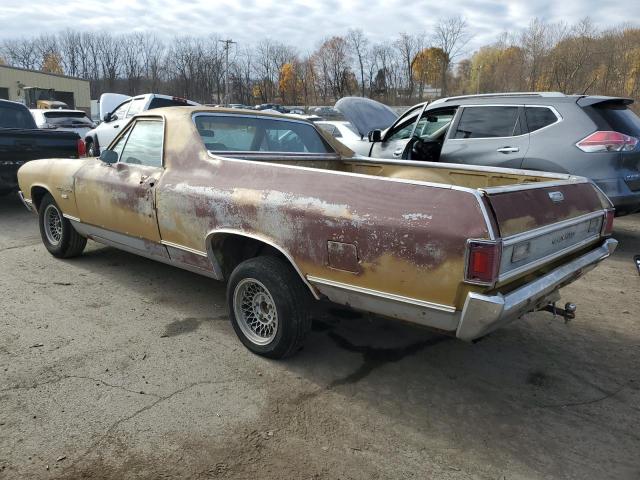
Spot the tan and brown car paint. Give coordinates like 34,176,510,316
18,107,612,336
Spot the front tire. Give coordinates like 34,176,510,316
87,138,99,157
227,256,312,359
38,193,86,258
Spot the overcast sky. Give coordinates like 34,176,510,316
0,0,638,57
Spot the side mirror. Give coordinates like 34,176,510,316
368,129,382,142
103,112,114,122
99,149,118,164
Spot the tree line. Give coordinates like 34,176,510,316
1,17,639,107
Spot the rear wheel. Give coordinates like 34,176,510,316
227,256,312,359
38,193,86,258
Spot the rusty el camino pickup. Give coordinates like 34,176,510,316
17,107,617,358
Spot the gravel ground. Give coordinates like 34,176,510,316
1,193,639,480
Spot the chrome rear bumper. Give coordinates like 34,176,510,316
456,238,618,341
18,191,34,212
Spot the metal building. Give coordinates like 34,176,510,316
0,65,91,113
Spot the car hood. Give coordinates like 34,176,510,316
334,97,398,138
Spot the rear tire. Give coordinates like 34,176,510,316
227,256,312,359
38,193,86,258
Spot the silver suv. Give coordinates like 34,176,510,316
338,92,640,215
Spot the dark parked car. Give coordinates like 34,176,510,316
337,93,640,215
0,99,83,196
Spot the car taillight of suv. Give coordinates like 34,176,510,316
576,131,639,152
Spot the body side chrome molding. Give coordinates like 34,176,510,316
307,275,456,313
63,213,80,222
307,275,459,332
70,220,218,279
160,240,208,257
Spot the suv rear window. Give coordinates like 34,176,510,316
586,103,640,136
453,106,519,139
44,111,93,126
149,97,189,109
525,107,557,132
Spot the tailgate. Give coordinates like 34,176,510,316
482,180,613,284
483,181,610,237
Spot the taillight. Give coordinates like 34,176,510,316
576,131,638,152
601,209,615,236
77,138,86,158
465,240,502,285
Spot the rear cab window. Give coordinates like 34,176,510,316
0,103,36,129
149,97,190,109
194,115,333,155
452,106,521,139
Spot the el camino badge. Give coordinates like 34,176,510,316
552,230,576,245
548,191,564,203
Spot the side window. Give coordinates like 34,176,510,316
118,121,164,167
525,107,558,133
453,106,520,139
126,98,146,118
416,109,456,139
112,100,131,121
386,112,420,142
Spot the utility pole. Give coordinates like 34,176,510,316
219,38,236,106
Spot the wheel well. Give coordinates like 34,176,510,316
31,186,50,211
210,233,285,280
208,233,318,298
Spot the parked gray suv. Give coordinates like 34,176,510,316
337,93,640,215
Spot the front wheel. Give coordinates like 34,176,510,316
227,256,312,359
38,193,87,258
87,138,99,157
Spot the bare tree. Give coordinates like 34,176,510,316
433,15,470,96
347,29,369,97
394,33,421,102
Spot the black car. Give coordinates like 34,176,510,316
337,93,640,215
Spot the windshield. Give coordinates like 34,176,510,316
43,111,93,126
194,115,333,154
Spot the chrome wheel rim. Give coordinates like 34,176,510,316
43,204,63,246
233,278,278,346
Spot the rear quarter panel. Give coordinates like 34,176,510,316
156,110,493,309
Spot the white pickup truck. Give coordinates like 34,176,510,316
84,93,199,156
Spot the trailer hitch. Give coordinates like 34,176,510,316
542,302,577,323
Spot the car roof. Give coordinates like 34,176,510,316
137,105,314,122
427,92,633,108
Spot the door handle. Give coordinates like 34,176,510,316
393,148,403,157
140,175,157,187
497,146,519,154
113,124,120,128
